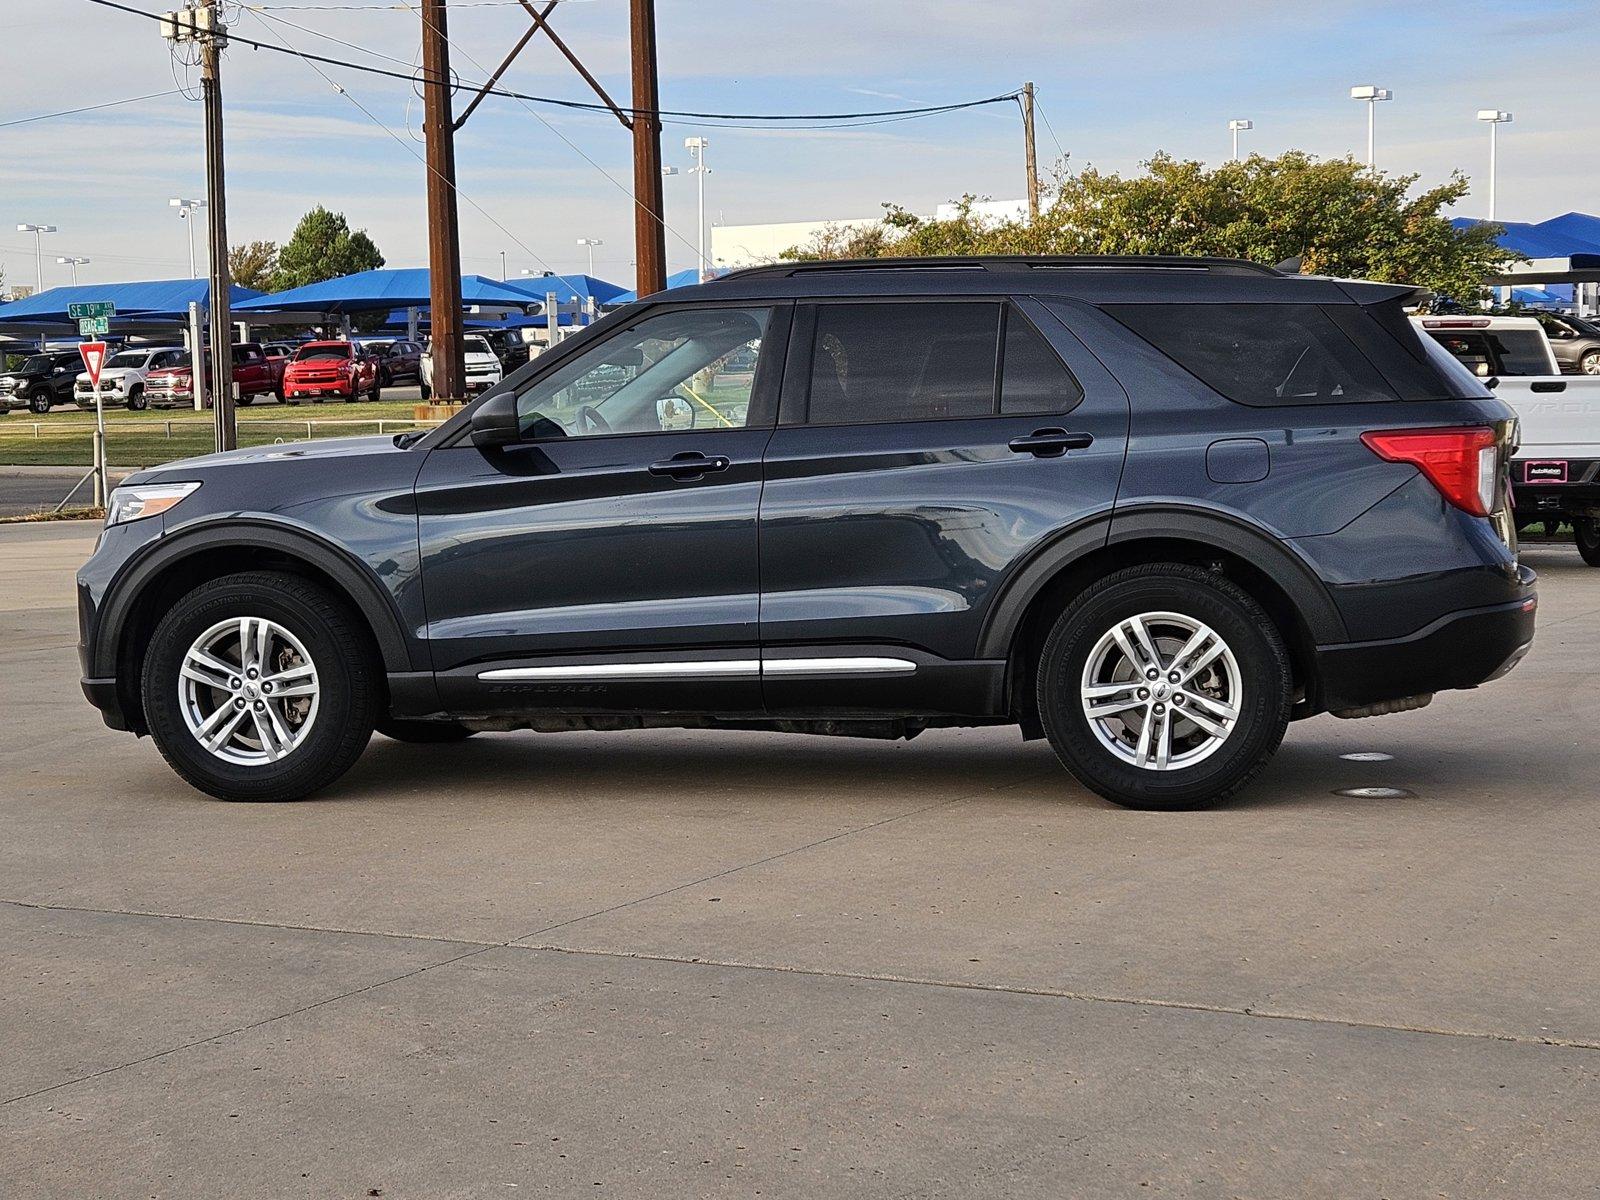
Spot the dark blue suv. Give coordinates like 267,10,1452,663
77,256,1536,809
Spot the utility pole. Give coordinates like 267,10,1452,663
421,0,465,404
630,0,666,297
1021,82,1039,223
198,0,236,452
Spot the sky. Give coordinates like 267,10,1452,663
1,0,1596,292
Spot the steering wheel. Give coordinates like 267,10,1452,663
576,404,612,436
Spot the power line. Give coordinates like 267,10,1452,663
242,6,593,292
0,89,190,130
83,0,1022,126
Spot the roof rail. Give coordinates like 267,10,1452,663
717,255,1283,281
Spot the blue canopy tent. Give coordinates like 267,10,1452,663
608,267,730,306
500,273,628,309
1451,213,1600,309
1510,286,1566,307
234,268,539,319
0,279,264,341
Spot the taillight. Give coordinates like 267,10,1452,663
1361,426,1499,517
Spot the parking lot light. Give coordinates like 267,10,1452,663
1228,119,1253,161
1476,110,1513,221
1349,85,1392,168
16,223,57,292
169,198,207,279
576,237,603,277
56,256,90,285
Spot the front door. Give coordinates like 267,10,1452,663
758,297,1129,715
416,302,788,715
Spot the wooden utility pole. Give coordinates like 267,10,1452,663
630,0,666,297
421,0,465,403
1021,81,1039,223
200,0,236,450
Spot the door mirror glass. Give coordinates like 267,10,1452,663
514,307,770,439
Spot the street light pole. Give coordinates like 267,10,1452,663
56,256,90,285
576,238,602,276
685,137,710,278
15,224,57,293
1477,110,1513,222
170,198,206,278
1350,85,1392,168
1228,119,1252,162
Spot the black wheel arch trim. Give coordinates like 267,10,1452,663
92,518,419,679
976,504,1346,659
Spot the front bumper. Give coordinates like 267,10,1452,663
1313,569,1537,713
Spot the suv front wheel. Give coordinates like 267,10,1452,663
1037,564,1292,810
141,571,379,801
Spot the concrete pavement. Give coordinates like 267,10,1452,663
4,520,1600,1198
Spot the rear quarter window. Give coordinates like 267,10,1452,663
1103,303,1403,406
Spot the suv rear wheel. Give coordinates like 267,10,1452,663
1036,564,1291,810
141,571,379,801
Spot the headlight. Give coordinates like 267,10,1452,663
106,481,201,526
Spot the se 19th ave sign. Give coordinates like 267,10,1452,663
68,301,115,339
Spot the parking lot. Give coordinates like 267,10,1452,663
3,520,1598,1197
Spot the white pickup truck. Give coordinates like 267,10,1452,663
1413,315,1600,565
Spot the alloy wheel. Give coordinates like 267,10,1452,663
1079,610,1243,771
177,616,321,766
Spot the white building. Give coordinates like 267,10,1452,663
711,199,1028,268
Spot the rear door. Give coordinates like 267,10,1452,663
758,297,1129,715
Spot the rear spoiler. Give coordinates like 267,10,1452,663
1335,280,1431,307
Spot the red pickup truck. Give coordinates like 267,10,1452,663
143,342,287,408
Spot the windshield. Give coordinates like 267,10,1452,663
107,351,147,369
464,336,494,355
18,355,52,373
295,345,351,361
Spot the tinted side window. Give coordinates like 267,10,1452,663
807,302,999,425
1000,308,1083,415
1105,303,1399,406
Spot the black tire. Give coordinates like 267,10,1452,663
367,377,382,403
141,571,380,801
419,380,432,401
376,718,476,743
126,385,148,412
237,393,254,407
274,385,286,405
1036,563,1292,810
28,391,50,415
1581,351,1600,376
1577,518,1600,567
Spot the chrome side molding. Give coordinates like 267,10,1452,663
477,656,918,683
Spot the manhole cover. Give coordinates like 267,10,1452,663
1334,786,1416,799
1340,751,1394,762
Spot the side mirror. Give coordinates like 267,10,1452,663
470,389,520,448
1484,376,1499,390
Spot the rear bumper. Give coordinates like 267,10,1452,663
1313,569,1537,713
1512,457,1600,519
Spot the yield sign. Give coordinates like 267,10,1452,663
79,341,109,387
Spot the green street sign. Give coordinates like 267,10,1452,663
77,316,110,336
67,301,115,320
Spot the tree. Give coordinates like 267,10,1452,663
788,152,1516,303
228,240,279,291
273,207,385,291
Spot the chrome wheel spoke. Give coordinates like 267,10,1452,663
181,647,235,691
1175,699,1230,739
203,706,249,753
1183,689,1238,724
1151,707,1171,770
